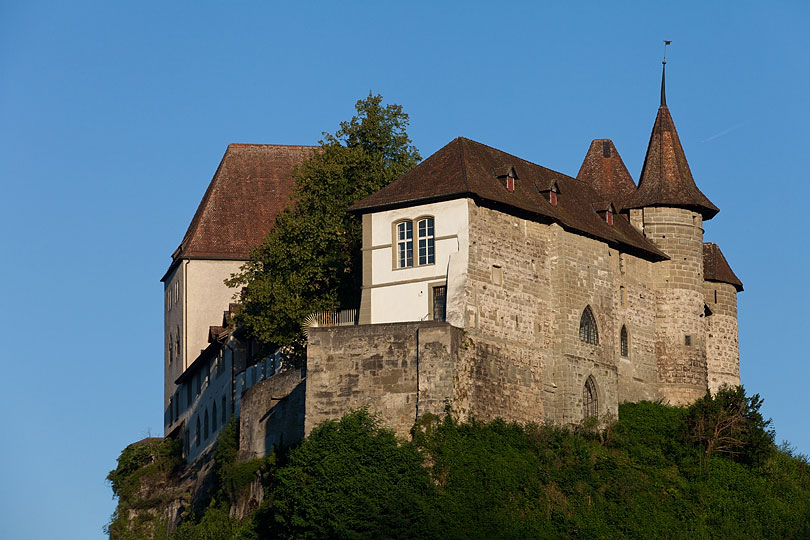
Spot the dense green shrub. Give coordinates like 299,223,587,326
114,389,810,540
268,409,437,540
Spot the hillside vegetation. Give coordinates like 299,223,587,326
109,387,810,539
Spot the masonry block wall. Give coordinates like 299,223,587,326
460,201,661,425
642,207,708,404
703,281,740,393
305,322,460,438
238,369,305,462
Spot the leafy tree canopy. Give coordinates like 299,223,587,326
227,94,420,357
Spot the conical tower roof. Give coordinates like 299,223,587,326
576,139,637,206
623,64,719,220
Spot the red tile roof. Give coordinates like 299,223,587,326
703,243,743,291
623,106,719,219
163,144,316,280
576,139,637,205
350,137,667,261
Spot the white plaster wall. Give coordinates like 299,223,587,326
184,259,244,367
163,266,185,410
163,258,243,417
367,199,469,325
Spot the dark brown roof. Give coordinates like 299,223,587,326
703,243,743,291
623,106,719,219
163,144,316,281
576,139,637,205
350,137,667,261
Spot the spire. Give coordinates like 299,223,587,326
622,56,720,220
660,40,670,107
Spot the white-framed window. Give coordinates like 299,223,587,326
417,217,435,266
396,221,413,268
395,217,435,268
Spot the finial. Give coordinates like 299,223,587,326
661,40,671,107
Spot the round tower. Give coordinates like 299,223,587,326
703,243,743,393
623,61,720,405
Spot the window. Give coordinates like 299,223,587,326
212,401,218,431
396,217,435,268
620,325,629,357
583,376,598,419
579,306,599,345
396,221,413,268
417,217,435,265
222,395,227,424
195,416,201,448
175,328,181,363
432,285,447,321
619,286,625,306
204,409,209,441
685,335,692,346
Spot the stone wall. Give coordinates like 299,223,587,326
704,281,740,392
460,201,660,424
305,322,460,438
238,369,305,461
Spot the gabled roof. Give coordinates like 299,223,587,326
703,243,743,291
576,139,637,205
350,137,667,261
622,105,719,219
162,144,316,281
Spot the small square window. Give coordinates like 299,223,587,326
685,335,692,346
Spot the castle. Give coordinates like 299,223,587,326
162,67,742,462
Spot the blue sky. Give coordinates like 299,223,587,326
1,1,808,538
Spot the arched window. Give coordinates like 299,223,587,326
222,395,227,424
195,416,201,448
583,376,598,419
204,409,209,441
579,306,599,345
212,401,218,432
620,325,629,357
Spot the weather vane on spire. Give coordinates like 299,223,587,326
663,40,672,64
661,40,671,107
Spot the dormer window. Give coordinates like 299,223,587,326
494,165,517,193
593,201,617,225
537,179,560,207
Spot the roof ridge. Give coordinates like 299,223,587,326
458,137,471,193
228,143,319,149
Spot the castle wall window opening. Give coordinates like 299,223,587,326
583,376,598,418
620,325,629,357
579,306,599,345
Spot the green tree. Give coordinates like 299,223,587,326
268,409,436,540
227,93,420,358
685,385,775,467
